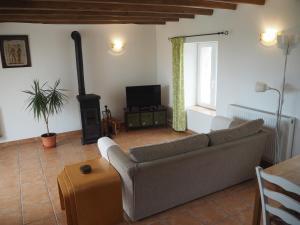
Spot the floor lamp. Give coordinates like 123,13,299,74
255,82,282,163
256,32,299,163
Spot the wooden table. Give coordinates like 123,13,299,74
252,155,300,225
58,158,123,225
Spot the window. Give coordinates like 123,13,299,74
184,41,218,110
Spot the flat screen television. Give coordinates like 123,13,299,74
126,85,161,108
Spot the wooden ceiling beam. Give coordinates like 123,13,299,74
0,14,180,22
210,0,265,5
29,0,237,10
0,1,214,15
0,18,167,24
0,9,195,19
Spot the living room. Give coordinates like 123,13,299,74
0,0,299,225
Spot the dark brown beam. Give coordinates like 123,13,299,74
211,0,265,5
0,19,167,24
0,14,180,22
0,1,214,15
0,9,195,19
30,0,237,10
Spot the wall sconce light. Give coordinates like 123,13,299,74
260,28,279,46
109,38,125,55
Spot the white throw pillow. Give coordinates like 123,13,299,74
211,116,233,131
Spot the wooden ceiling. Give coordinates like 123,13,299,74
0,0,265,25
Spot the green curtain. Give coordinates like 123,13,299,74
171,37,186,131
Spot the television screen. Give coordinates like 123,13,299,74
126,85,161,108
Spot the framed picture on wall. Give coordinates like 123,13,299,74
0,35,32,68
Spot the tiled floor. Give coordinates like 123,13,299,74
0,128,257,225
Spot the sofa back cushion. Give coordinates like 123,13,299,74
129,134,209,163
208,119,264,146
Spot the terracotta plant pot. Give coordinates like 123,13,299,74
41,133,57,148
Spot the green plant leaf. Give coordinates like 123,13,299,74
46,79,68,115
23,79,68,134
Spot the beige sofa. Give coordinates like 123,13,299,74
98,119,268,221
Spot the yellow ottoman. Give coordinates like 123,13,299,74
57,157,123,225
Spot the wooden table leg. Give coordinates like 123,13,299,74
252,183,262,225
57,174,65,210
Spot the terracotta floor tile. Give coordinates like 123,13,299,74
22,201,55,224
39,152,61,162
26,215,57,225
19,159,40,167
0,175,20,189
41,158,63,168
0,128,258,225
164,210,203,225
187,199,229,224
0,145,18,151
82,150,100,160
0,171,19,179
22,181,48,196
211,194,250,216
43,167,63,178
231,188,256,208
0,187,20,200
168,204,190,214
133,219,168,225
56,213,67,225
0,195,21,212
51,198,64,215
18,152,39,161
214,217,243,225
22,190,50,205
236,207,254,225
0,160,19,171
19,162,40,170
45,175,60,188
20,170,44,184
0,210,22,225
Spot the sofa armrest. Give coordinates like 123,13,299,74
107,145,137,178
98,137,118,161
107,145,137,220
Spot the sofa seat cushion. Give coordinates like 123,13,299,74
208,119,264,146
129,134,209,163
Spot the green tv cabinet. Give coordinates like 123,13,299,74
124,106,167,130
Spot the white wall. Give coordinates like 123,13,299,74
156,0,300,156
0,23,157,143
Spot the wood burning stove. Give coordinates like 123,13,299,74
71,31,102,144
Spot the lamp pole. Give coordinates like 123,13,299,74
276,39,292,163
266,87,282,164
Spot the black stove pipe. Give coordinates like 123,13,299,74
71,31,86,96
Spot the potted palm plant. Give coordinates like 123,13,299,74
23,79,67,148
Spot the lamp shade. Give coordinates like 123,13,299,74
288,34,300,50
277,34,289,50
277,34,300,51
255,82,269,92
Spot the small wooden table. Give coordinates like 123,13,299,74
252,155,300,225
58,157,123,225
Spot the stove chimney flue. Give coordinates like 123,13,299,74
71,31,102,144
71,31,86,96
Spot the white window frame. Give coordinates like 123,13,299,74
195,41,218,110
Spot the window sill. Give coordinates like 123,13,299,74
188,106,216,117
